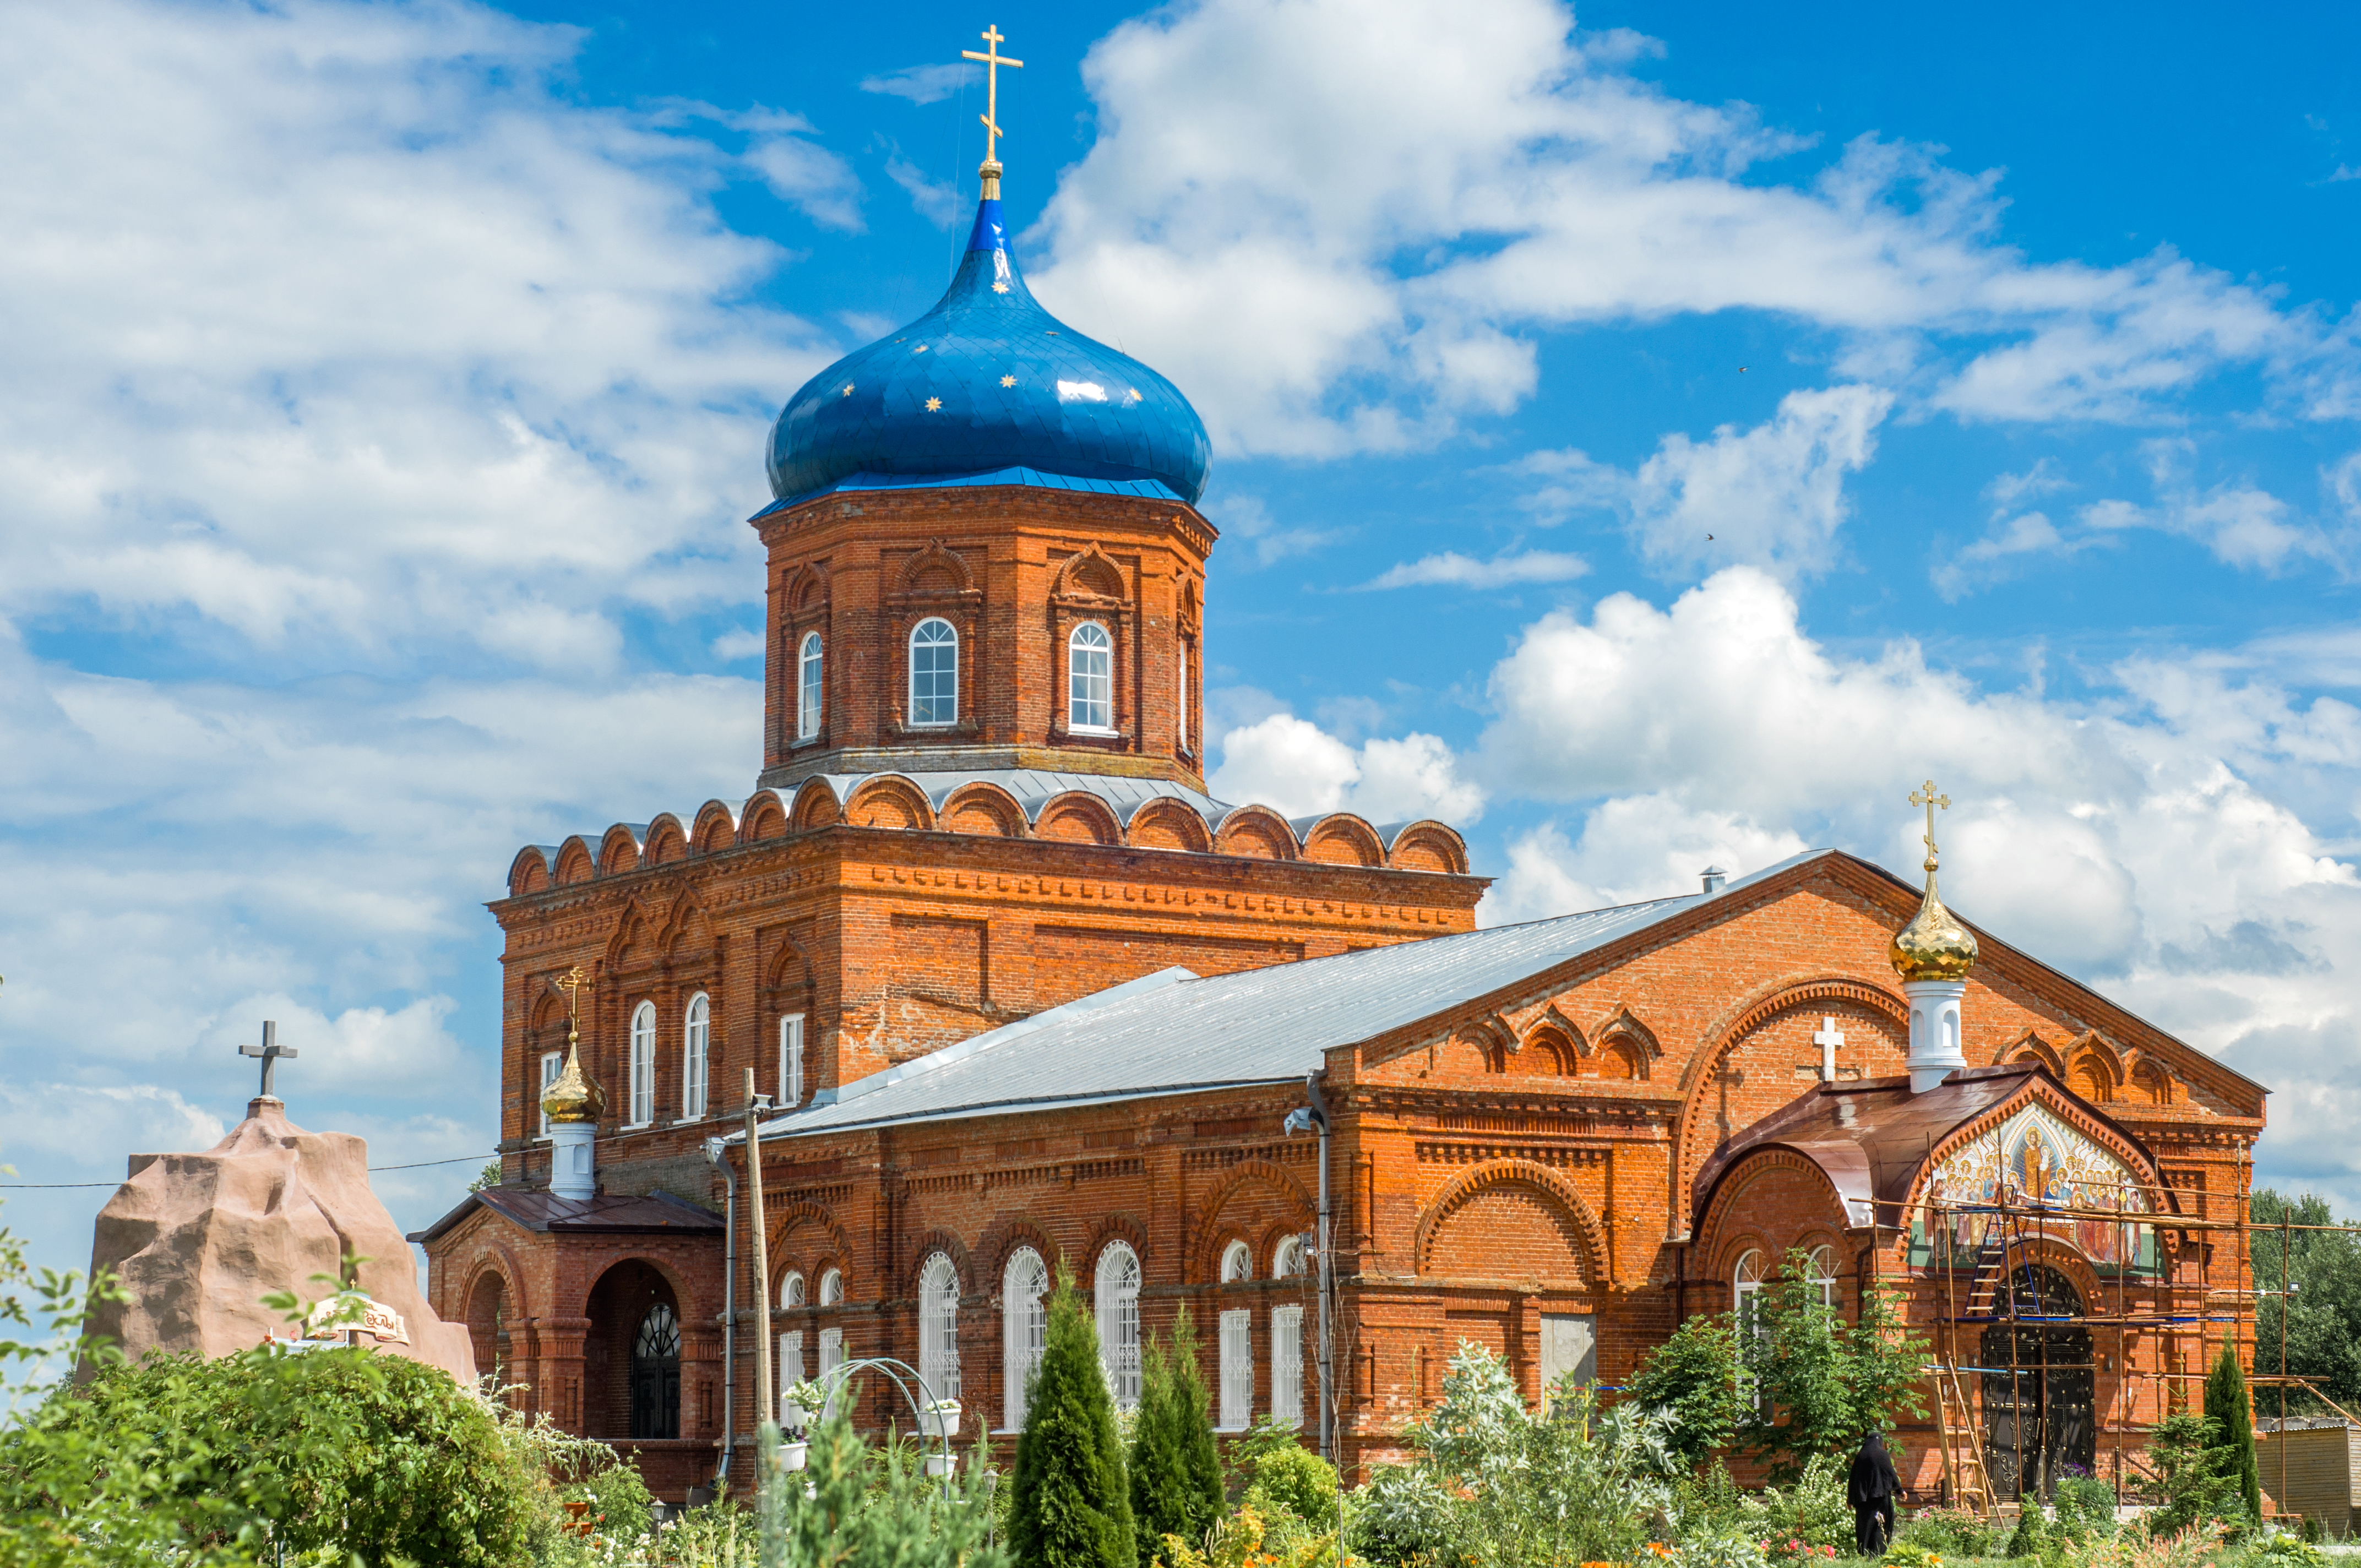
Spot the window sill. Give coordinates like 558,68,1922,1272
619,1121,654,1133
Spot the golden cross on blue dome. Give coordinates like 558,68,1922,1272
962,25,1023,192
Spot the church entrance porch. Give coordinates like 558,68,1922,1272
1981,1266,2096,1501
586,1259,682,1444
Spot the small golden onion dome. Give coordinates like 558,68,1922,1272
540,1036,606,1125
1890,856,1979,982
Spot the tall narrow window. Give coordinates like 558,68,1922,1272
919,1253,961,1402
682,993,709,1120
1177,640,1190,753
1219,1309,1253,1429
1068,621,1113,732
628,1003,656,1126
1734,1250,1767,1410
1806,1245,1837,1311
1095,1243,1143,1408
798,632,824,740
1271,1304,1303,1424
538,1050,562,1138
909,618,958,726
780,1014,805,1109
818,1326,843,1379
780,1330,805,1390
1003,1248,1049,1430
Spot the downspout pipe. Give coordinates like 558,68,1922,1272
705,1135,737,1491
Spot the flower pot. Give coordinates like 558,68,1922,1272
782,1400,810,1429
919,1402,961,1440
776,1441,809,1473
924,1453,951,1477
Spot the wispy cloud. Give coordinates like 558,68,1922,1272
859,63,977,105
1361,549,1589,590
1210,494,1343,567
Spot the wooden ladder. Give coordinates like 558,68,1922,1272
1934,1362,1995,1519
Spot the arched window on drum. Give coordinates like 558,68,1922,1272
1069,622,1113,733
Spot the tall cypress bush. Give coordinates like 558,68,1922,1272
1012,1264,1136,1568
2205,1340,2261,1523
1129,1306,1222,1566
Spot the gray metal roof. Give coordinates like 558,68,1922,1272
727,854,1833,1144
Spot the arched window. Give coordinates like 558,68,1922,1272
1068,621,1113,732
798,632,824,740
1221,1240,1252,1283
631,1303,681,1440
682,993,709,1120
918,1253,961,1402
784,1270,807,1308
1273,1235,1307,1279
1003,1248,1049,1430
1805,1245,1837,1311
779,1271,808,1387
628,1003,656,1125
1095,1242,1143,1408
909,618,958,727
1178,638,1191,753
1733,1250,1766,1333
817,1266,845,1378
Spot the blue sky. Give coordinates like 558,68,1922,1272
4,0,2360,1289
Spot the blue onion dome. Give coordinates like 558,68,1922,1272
765,200,1211,507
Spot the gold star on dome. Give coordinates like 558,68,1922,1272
841,383,854,397
926,397,942,411
1000,374,1016,388
913,344,928,353
993,282,1010,294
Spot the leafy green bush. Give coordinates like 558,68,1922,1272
1348,1463,1461,1568
1896,1506,1994,1558
1739,1251,1930,1482
2052,1476,2117,1541
2005,1504,2046,1560
1739,1451,1851,1551
1630,1313,1742,1468
1244,1444,1337,1528
2251,1528,2329,1567
2147,1413,2242,1536
760,1413,1006,1568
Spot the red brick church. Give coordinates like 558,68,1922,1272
414,92,2267,1509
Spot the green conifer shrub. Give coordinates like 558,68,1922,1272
1012,1264,1137,1568
1130,1307,1222,1567
2204,1341,2261,1525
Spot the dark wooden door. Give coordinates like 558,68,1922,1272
631,1303,681,1440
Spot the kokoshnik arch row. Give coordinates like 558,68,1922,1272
411,27,2268,1511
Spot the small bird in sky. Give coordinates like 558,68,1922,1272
1707,534,1715,541
1739,366,1748,373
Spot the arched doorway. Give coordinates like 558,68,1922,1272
1981,1265,2095,1500
584,1259,682,1440
632,1303,681,1440
464,1271,510,1389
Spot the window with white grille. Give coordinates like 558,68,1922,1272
1221,1240,1252,1283
1003,1248,1049,1430
780,1331,805,1389
780,1014,804,1109
783,1271,807,1308
1219,1309,1253,1429
682,993,709,1120
1095,1242,1142,1408
919,1252,961,1402
818,1326,842,1378
798,632,824,739
1069,622,1113,732
819,1268,844,1306
538,1051,562,1139
1271,1305,1303,1424
910,618,958,726
628,1003,656,1126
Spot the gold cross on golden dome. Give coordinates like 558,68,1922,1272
961,25,1023,178
1909,778,1952,865
551,963,590,1039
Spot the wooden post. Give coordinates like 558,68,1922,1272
746,1068,774,1443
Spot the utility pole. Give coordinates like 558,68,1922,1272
746,1069,775,1444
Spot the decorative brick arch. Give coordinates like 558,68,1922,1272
657,891,717,959
1051,543,1129,605
741,789,792,841
643,814,688,867
940,781,1026,838
603,899,665,971
895,538,977,597
1084,1212,1152,1279
787,779,839,831
844,775,937,832
902,1228,977,1299
2001,1027,2065,1075
976,1217,1065,1297
1127,796,1213,853
553,837,595,885
1187,1159,1313,1278
572,1250,704,1322
785,560,830,613
766,1197,851,1266
1412,1158,1608,1283
691,799,739,854
1693,1147,1851,1256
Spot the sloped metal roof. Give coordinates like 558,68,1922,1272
728,854,1819,1143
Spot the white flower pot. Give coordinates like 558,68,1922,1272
776,1441,809,1473
782,1401,810,1429
920,1402,961,1440
924,1453,951,1477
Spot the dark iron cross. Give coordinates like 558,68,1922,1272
240,1019,298,1098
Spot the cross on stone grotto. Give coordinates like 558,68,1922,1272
240,1019,298,1099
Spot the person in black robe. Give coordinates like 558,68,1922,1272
1848,1430,1900,1554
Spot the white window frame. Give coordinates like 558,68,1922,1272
1068,620,1113,733
1177,638,1190,754
779,1014,805,1109
1806,1244,1838,1311
1273,1235,1307,1279
918,1252,961,1402
1271,1304,1303,1425
909,618,959,727
818,1326,844,1378
819,1268,844,1307
1095,1242,1143,1409
780,1330,806,1391
1734,1249,1767,1409
783,1270,807,1308
682,993,710,1121
797,631,824,741
537,1050,562,1139
1002,1247,1049,1431
627,1003,656,1127
1221,1240,1252,1283
1219,1308,1253,1430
